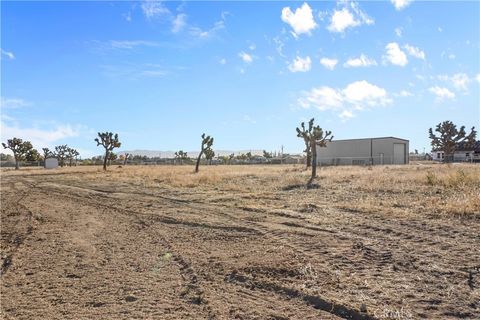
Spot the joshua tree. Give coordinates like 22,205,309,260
204,148,215,165
66,147,80,167
304,119,333,185
25,148,41,162
229,153,235,164
174,150,188,164
246,152,253,162
296,118,315,169
107,152,117,166
429,121,476,163
55,145,69,167
2,138,34,170
95,132,121,171
195,133,213,173
123,153,130,165
263,150,273,159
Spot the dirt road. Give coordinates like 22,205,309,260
1,166,479,319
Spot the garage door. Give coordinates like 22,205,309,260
393,143,405,164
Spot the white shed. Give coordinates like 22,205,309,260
316,137,409,166
45,157,59,169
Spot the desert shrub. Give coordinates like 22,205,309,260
426,172,437,186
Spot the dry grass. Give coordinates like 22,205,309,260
2,163,479,217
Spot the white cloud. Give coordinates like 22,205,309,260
0,97,30,109
172,13,187,33
1,49,15,60
288,56,312,72
328,2,374,33
404,44,425,60
343,54,377,68
189,16,225,39
438,26,443,32
384,42,408,66
299,87,343,110
395,90,413,97
429,86,455,101
395,27,402,37
298,80,390,120
281,2,317,37
340,110,355,120
448,53,456,60
238,51,253,64
0,121,83,150
320,58,338,70
438,73,471,92
476,74,480,83
108,40,160,49
391,0,413,11
219,58,226,65
342,81,389,106
450,73,470,91
141,0,170,19
249,44,256,51
100,63,169,79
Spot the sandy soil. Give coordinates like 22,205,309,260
1,164,479,319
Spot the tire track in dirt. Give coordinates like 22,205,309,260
2,177,218,320
30,179,374,319
22,177,480,319
1,180,40,277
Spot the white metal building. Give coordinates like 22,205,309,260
316,137,409,166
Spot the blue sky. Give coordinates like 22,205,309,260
1,0,479,157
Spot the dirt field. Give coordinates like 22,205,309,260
1,164,479,319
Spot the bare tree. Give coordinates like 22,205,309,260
95,132,121,171
2,138,34,170
195,133,213,173
429,121,476,162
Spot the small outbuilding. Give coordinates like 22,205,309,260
316,137,409,166
45,157,59,169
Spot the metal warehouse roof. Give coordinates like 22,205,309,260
326,137,409,143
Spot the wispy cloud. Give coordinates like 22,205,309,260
141,0,170,20
438,73,472,92
429,86,455,101
172,13,187,33
1,49,15,60
344,54,377,68
404,44,425,60
100,63,172,80
108,40,161,49
238,51,253,64
0,97,30,109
